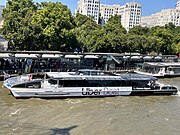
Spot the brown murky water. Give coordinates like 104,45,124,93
0,78,180,135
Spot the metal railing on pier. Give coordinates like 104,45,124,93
0,66,136,76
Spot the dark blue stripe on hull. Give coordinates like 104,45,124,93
130,90,177,96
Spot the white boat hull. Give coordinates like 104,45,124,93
8,87,132,98
3,70,178,98
134,70,164,77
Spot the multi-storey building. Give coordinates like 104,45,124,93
119,2,141,31
0,5,5,28
141,0,180,27
176,0,180,10
100,2,141,31
0,5,5,18
100,4,121,24
75,1,141,31
0,19,3,28
75,0,100,24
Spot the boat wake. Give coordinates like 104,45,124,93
9,109,22,117
67,99,82,104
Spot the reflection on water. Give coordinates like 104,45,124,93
0,78,180,135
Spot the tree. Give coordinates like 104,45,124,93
128,26,150,36
171,32,180,54
74,14,101,52
172,42,180,54
165,22,176,31
103,15,127,34
1,0,37,50
74,13,93,27
151,27,174,54
83,28,108,52
31,2,75,51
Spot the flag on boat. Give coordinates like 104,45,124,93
3,71,10,80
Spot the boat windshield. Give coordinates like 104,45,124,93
161,86,177,90
48,79,58,85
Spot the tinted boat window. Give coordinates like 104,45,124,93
63,80,83,87
48,79,58,85
162,87,168,90
13,83,26,88
154,85,160,90
171,87,177,90
132,80,150,89
62,80,124,87
121,80,132,86
91,71,97,75
26,81,41,88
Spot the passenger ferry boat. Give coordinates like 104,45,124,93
135,62,180,78
3,69,178,98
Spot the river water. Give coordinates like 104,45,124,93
0,78,180,135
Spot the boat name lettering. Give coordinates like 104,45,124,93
103,87,120,95
81,87,123,96
103,87,120,91
82,88,101,95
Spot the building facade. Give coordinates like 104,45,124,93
0,35,8,50
176,0,180,10
0,5,5,28
141,0,180,27
0,5,5,18
75,0,100,24
100,2,141,31
0,19,3,28
100,4,121,24
75,1,141,31
118,2,141,31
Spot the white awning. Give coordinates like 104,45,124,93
123,56,130,59
0,53,10,58
15,54,37,58
84,55,98,59
154,56,162,59
143,56,154,59
131,56,141,59
65,55,81,58
41,54,61,58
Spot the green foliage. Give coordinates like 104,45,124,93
1,0,76,51
1,1,180,54
31,2,75,51
74,13,92,27
129,26,150,36
151,27,174,54
172,42,180,54
84,28,107,52
104,15,127,34
2,0,37,50
73,15,101,51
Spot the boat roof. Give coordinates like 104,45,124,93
120,73,157,81
46,69,117,77
143,62,180,67
46,71,156,81
52,77,125,81
5,70,157,88
46,71,123,80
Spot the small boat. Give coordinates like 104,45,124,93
3,69,178,98
135,62,180,78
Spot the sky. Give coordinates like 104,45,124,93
0,0,178,16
